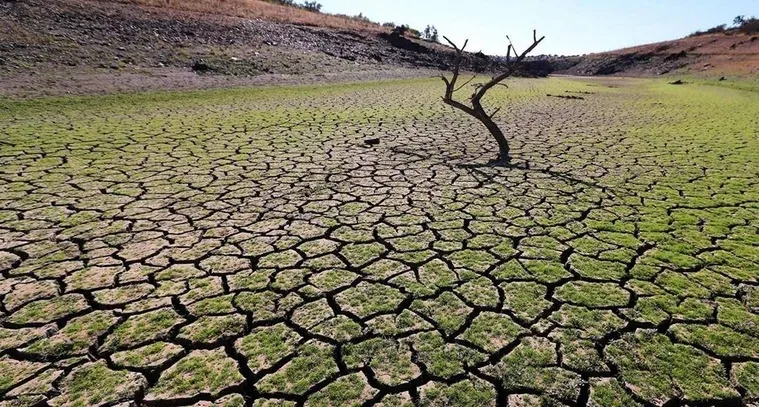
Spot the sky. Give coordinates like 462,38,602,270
320,0,755,56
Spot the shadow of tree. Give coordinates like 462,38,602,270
390,145,616,193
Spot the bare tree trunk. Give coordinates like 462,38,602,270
440,32,544,164
477,114,509,162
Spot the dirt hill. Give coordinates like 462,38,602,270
2,0,757,97
553,33,759,77
1,0,535,97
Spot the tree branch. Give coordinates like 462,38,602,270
473,32,544,104
441,36,469,100
440,30,544,163
453,74,477,93
442,97,479,118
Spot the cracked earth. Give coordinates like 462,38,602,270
1,77,758,407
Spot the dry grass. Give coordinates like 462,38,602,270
115,0,387,32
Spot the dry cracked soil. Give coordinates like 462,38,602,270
1,76,759,407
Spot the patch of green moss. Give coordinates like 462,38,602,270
403,332,484,379
146,348,244,401
235,323,301,373
7,294,89,325
51,360,146,407
551,330,609,373
569,254,627,281
375,393,413,407
690,270,735,295
588,378,642,407
550,305,626,339
335,282,406,318
312,315,362,342
606,331,739,404
180,277,224,305
258,250,302,269
24,311,117,357
461,311,525,352
343,338,419,386
365,309,433,336
101,308,184,351
362,259,408,280
340,243,387,267
257,341,338,395
0,357,47,394
178,314,247,344
187,294,237,316
521,260,572,283
419,377,496,407
731,362,759,399
491,260,531,281
487,336,581,401
455,278,500,308
234,291,280,322
306,373,376,407
93,283,154,306
417,259,457,290
670,323,759,359
716,298,759,337
447,249,497,272
0,326,54,352
111,341,184,369
654,271,710,298
554,282,630,308
411,292,471,334
387,232,435,252
309,269,358,292
502,281,552,323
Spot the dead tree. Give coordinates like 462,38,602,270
441,31,545,164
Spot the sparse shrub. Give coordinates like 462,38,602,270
352,13,371,23
738,17,759,34
689,24,726,37
689,16,759,37
423,25,439,42
707,24,727,33
266,0,296,5
263,0,321,13
302,1,322,12
392,24,410,36
689,24,727,37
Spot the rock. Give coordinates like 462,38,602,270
547,94,584,100
364,138,380,146
192,60,213,73
669,79,685,85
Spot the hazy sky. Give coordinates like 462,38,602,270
320,0,755,55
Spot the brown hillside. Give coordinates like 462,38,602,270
557,33,759,77
1,0,517,97
116,0,387,32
